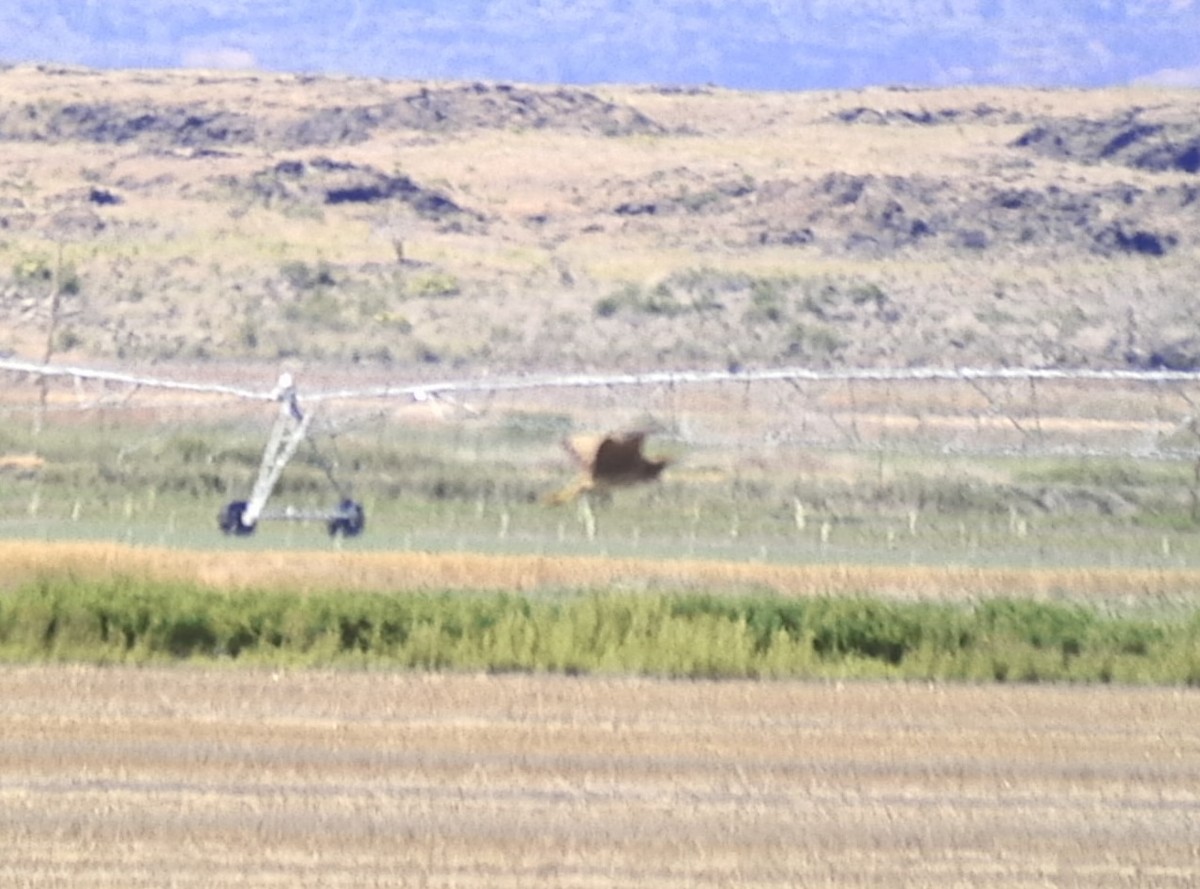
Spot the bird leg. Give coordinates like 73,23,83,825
578,492,597,540
543,474,593,506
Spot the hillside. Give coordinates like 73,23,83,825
1,64,1199,376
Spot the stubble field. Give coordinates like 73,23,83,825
3,665,1199,887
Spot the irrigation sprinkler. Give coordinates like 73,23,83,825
218,374,365,538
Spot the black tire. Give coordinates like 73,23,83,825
328,499,365,538
218,500,257,536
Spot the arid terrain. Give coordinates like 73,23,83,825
1,64,1199,376
3,665,1198,888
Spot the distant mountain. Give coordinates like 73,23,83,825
2,0,1199,90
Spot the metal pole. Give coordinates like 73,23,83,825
241,376,312,528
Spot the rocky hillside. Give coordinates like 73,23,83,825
1,64,1198,375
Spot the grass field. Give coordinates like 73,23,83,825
2,543,1199,684
6,372,1200,572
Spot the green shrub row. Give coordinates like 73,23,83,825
3,577,1200,683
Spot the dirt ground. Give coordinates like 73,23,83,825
2,665,1197,887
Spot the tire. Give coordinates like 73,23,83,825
218,500,257,536
328,499,365,538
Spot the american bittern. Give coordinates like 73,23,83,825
545,430,671,505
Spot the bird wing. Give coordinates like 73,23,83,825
593,432,646,480
562,434,605,470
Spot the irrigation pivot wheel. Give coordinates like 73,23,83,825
327,499,365,538
218,373,366,539
218,500,257,536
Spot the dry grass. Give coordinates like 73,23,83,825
4,65,1199,371
3,540,1198,604
2,664,1197,887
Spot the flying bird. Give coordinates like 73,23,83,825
545,430,671,505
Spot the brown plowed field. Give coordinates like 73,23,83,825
2,666,1198,887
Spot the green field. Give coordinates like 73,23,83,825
4,574,1200,684
5,376,1200,687
5,378,1200,571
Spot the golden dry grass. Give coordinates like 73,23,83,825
3,540,1199,603
2,665,1198,887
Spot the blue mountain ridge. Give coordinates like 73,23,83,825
1,1,1197,89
